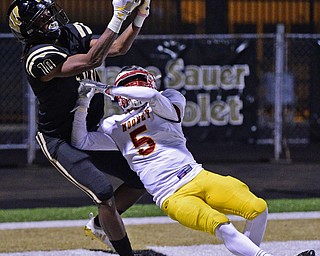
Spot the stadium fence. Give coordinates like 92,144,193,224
1,25,319,164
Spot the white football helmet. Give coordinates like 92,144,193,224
114,65,157,112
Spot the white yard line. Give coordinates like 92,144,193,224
0,211,319,230
150,241,320,256
0,241,319,256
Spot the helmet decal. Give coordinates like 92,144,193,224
8,6,22,33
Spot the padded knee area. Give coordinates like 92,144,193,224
246,198,267,220
95,183,114,202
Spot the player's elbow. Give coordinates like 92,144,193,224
85,50,106,68
87,57,104,69
109,47,128,57
70,132,86,150
117,47,130,56
71,139,87,151
108,41,131,57
70,137,81,149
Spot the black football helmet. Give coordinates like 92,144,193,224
7,0,69,44
114,65,157,112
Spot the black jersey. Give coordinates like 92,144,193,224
25,22,104,141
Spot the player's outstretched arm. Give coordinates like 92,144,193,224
107,86,184,122
134,0,151,27
41,0,141,81
107,0,151,57
108,0,142,33
71,87,118,151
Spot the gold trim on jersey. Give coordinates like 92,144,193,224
73,22,92,38
26,46,67,77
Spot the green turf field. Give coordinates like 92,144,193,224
1,198,320,222
0,198,319,255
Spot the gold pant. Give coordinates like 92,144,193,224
161,169,267,235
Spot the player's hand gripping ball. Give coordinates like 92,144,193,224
138,0,151,17
113,0,142,20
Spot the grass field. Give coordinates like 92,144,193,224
1,198,320,222
0,199,319,255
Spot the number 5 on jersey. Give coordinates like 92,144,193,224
130,125,155,156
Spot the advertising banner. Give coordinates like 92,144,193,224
100,37,258,144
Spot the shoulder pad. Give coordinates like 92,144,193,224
162,89,186,105
68,22,93,38
25,44,68,78
162,89,186,116
62,23,93,53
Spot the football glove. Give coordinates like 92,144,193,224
134,0,151,27
113,0,141,20
108,0,141,33
76,81,96,109
138,0,150,16
79,79,115,101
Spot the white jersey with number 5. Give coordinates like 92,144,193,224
72,88,203,207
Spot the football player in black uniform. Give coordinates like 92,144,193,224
7,0,150,255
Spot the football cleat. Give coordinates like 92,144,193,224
84,212,114,250
296,250,316,256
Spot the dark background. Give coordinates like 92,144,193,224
1,0,319,34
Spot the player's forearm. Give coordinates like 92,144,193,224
86,29,118,67
108,0,150,56
109,86,157,101
109,86,180,121
71,107,118,151
85,0,139,66
71,108,91,150
107,24,141,57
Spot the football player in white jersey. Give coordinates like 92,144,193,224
71,66,315,256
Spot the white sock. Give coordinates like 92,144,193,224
215,223,273,256
243,208,268,246
256,250,274,256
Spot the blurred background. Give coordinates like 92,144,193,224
2,0,320,34
0,0,320,209
1,0,320,163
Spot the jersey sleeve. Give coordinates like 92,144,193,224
71,107,118,151
25,45,68,78
109,87,186,122
25,23,93,79
160,89,186,120
66,22,93,52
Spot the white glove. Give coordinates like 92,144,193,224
108,0,141,33
76,86,95,109
134,0,150,27
138,0,150,17
113,0,141,20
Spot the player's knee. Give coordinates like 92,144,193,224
209,213,230,235
247,197,268,220
95,184,114,203
255,198,268,214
